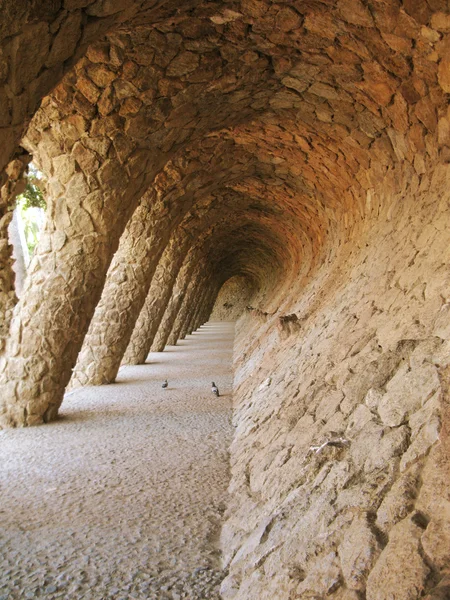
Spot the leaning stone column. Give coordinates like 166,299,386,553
175,270,210,341
168,270,204,345
152,259,205,352
121,230,192,366
69,195,182,389
187,285,210,335
0,142,156,427
0,151,30,352
194,282,219,330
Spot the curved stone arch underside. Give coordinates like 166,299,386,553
1,1,450,599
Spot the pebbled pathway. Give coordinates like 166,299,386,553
0,322,234,600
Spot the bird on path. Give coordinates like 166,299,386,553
211,382,220,397
162,379,168,389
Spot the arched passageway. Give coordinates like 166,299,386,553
1,1,450,598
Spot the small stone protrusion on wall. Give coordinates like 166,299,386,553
277,313,303,339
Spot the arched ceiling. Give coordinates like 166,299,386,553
18,0,449,309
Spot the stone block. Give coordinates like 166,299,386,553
366,518,429,600
47,11,82,67
10,23,51,94
295,552,341,596
338,514,381,590
378,364,440,427
422,519,450,570
400,415,441,472
376,465,421,532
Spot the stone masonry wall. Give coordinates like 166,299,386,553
221,162,450,600
210,276,256,322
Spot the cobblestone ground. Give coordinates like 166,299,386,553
0,322,235,600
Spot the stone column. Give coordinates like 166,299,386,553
69,195,183,389
152,259,205,352
167,268,204,346
0,151,30,352
0,142,157,427
178,271,210,341
121,230,192,366
196,282,220,328
188,285,211,334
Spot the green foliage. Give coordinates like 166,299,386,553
21,181,46,210
15,163,46,259
20,164,46,210
18,198,42,257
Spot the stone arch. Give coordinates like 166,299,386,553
1,2,450,597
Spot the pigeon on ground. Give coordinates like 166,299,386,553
211,382,220,397
162,379,168,389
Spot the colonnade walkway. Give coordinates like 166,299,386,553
0,322,235,600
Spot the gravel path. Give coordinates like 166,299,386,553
0,322,235,600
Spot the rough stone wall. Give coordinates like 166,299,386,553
210,276,256,322
221,163,450,600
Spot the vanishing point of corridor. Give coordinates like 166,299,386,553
0,322,234,600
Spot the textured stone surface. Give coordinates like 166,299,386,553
210,276,256,322
366,518,429,600
1,1,450,597
221,164,450,599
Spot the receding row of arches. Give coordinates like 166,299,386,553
1,1,450,598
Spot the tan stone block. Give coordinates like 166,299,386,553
10,23,51,94
72,141,100,174
402,0,432,26
381,32,413,54
275,6,302,32
422,519,450,569
52,154,76,185
376,465,421,532
438,56,450,92
83,135,111,158
431,12,450,32
386,93,409,134
76,75,101,104
97,86,116,116
358,80,394,107
420,26,441,43
47,11,82,67
86,63,116,88
296,552,341,596
415,95,438,131
338,0,373,26
309,82,340,100
304,12,338,39
366,518,429,600
113,79,139,100
166,51,199,77
86,42,110,64
400,415,441,472
365,388,383,411
241,0,266,18
338,514,381,590
73,91,97,119
364,426,409,472
378,364,440,427
118,96,142,117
